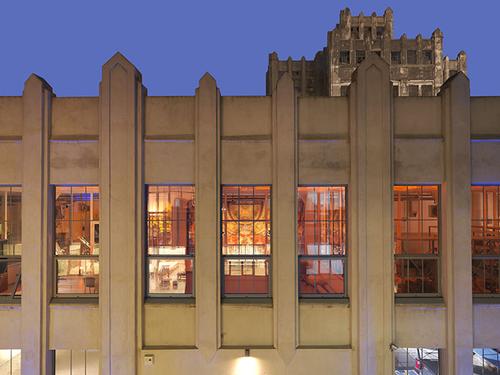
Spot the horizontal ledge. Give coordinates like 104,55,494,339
50,297,99,305
221,135,271,141
394,135,443,140
395,296,444,305
220,345,275,350
142,345,198,351
299,297,349,304
50,135,98,141
298,134,348,141
0,136,22,141
222,297,273,305
0,300,21,308
473,297,500,305
296,345,351,350
471,135,500,141
144,297,195,305
145,135,195,141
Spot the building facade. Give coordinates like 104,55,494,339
0,50,499,374
266,8,467,97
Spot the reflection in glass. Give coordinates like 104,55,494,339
473,348,500,375
223,258,269,295
0,187,22,256
0,349,21,375
56,259,99,295
298,186,346,296
146,185,195,297
147,186,195,256
394,348,439,374
0,259,21,298
299,258,344,295
148,258,193,295
394,185,440,295
55,186,99,256
472,186,500,295
222,186,271,296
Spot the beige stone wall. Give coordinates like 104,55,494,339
0,55,497,375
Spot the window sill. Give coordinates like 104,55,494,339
50,297,99,305
222,297,272,305
0,299,21,307
473,296,500,305
145,297,195,305
299,297,349,305
395,296,444,305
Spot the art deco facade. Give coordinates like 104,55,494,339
0,23,499,375
267,8,467,97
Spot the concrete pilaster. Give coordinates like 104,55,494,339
195,73,220,359
21,74,53,375
272,73,297,363
99,53,144,375
349,55,394,375
440,72,473,375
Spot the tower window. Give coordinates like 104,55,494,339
423,50,433,64
339,50,350,64
356,50,366,64
376,26,384,39
407,50,417,64
391,51,401,65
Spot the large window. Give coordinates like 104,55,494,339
394,185,440,296
146,185,195,297
473,348,500,374
298,186,346,297
222,186,271,297
394,348,439,374
0,187,22,301
0,350,21,375
472,186,500,295
54,186,99,297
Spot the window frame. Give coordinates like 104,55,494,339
297,184,348,299
393,184,442,297
145,184,195,299
471,185,500,298
0,185,22,303
52,185,100,299
221,184,272,299
339,50,350,65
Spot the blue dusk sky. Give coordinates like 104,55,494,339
0,0,497,96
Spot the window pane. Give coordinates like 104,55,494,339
0,350,21,375
395,348,439,374
472,186,500,256
56,259,99,295
147,186,195,256
148,258,193,295
394,258,409,294
223,258,270,295
297,186,346,256
222,186,271,256
298,258,345,295
423,259,439,293
55,186,99,257
472,259,500,294
0,259,21,297
394,185,439,295
0,187,22,256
